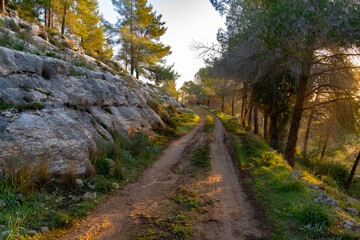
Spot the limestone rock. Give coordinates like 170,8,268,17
28,230,37,235
82,192,97,202
75,178,84,188
42,58,70,78
308,183,319,190
111,182,120,190
348,197,359,204
344,219,360,231
313,193,340,207
347,207,359,216
40,227,49,233
32,36,57,51
289,170,303,180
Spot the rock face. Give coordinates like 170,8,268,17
0,47,173,175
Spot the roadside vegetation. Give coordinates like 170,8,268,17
214,110,360,239
0,107,198,240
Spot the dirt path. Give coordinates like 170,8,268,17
59,109,265,240
60,113,206,240
197,114,264,240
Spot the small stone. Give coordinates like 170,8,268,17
88,183,95,190
308,183,319,190
348,197,359,204
347,207,359,216
344,219,360,231
0,200,7,209
17,193,23,198
313,194,340,207
1,231,11,238
111,183,120,190
75,178,84,187
289,170,303,180
82,192,97,202
40,227,49,233
28,230,37,235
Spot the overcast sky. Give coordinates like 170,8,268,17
98,0,225,89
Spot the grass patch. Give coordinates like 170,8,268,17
133,186,211,240
204,115,214,135
190,143,211,175
214,110,340,239
0,101,45,111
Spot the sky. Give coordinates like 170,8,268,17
98,0,225,89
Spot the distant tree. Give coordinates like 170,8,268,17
145,64,180,86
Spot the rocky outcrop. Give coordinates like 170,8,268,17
0,47,170,175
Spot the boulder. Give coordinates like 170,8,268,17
0,47,43,76
32,36,57,51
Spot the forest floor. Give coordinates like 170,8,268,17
54,108,266,240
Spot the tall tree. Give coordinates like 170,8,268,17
112,0,170,78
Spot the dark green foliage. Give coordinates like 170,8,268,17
296,204,333,227
93,158,112,176
297,155,350,187
52,213,73,228
89,175,112,193
16,102,45,112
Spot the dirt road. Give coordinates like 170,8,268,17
60,113,206,240
197,114,264,240
59,109,265,240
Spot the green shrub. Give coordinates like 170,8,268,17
52,213,73,228
93,158,113,176
296,204,333,227
89,175,112,193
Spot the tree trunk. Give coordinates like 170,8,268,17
264,111,269,141
130,45,135,75
221,96,225,112
269,112,279,150
285,59,311,168
0,0,4,16
44,8,47,27
47,8,51,28
231,91,235,116
207,97,210,107
345,152,360,189
61,6,66,35
303,108,315,157
254,107,259,134
320,132,330,161
248,104,253,129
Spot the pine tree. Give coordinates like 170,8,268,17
112,0,170,78
75,0,107,54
